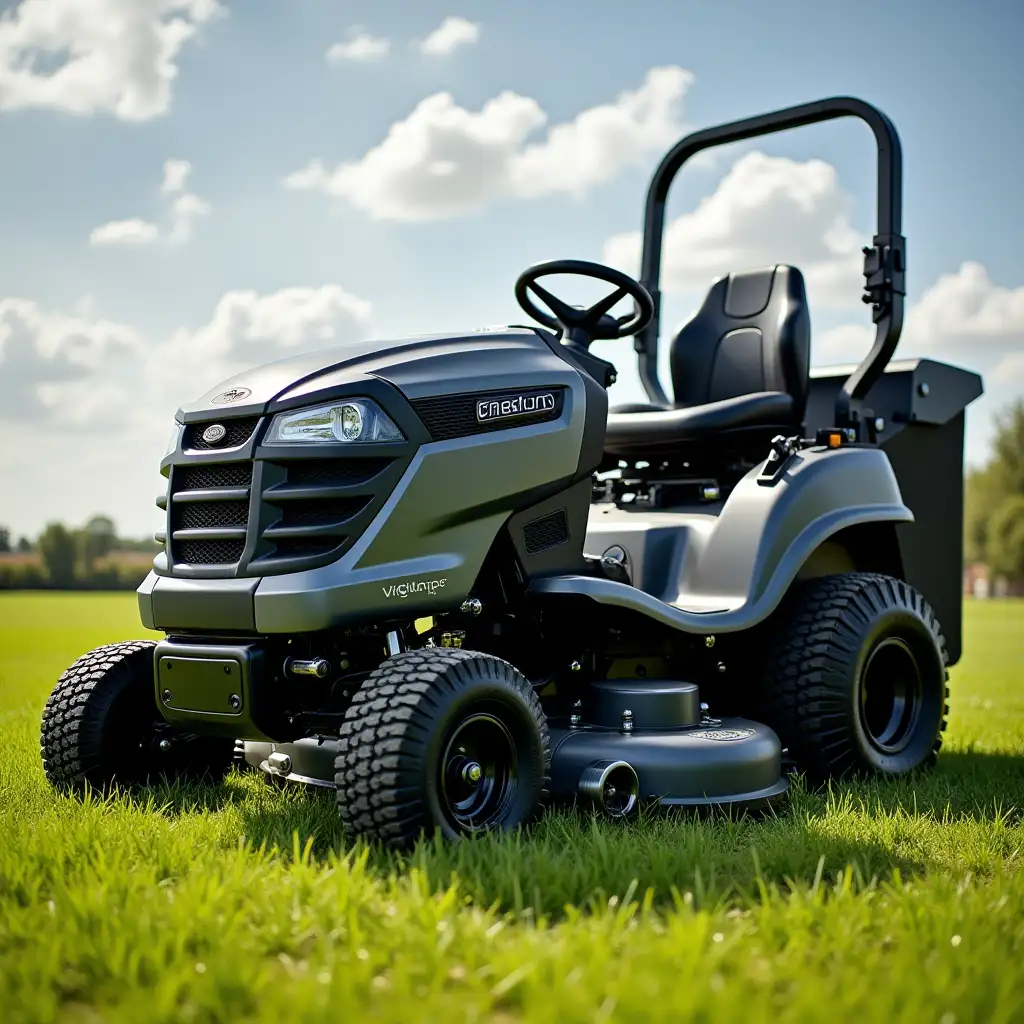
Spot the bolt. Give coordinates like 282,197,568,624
229,693,241,710
608,372,618,385
162,689,173,704
339,658,350,671
569,713,583,729
570,660,581,672
918,381,930,397
462,762,482,784
717,662,727,674
460,597,483,616
705,636,716,649
621,708,634,733
700,702,709,713
158,738,172,752
874,417,885,433
223,665,231,674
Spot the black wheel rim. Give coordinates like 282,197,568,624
858,636,923,754
440,711,519,833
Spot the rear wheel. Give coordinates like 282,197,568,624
758,573,949,781
41,641,234,793
335,648,550,849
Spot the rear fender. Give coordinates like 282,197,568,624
532,446,913,633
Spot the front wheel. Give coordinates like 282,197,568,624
41,641,234,792
758,573,949,782
335,648,550,849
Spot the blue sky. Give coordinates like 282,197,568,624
1,0,1022,539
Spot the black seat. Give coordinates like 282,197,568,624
605,265,810,454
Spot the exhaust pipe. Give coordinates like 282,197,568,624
578,759,639,818
285,657,330,679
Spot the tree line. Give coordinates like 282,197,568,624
965,400,1024,584
0,516,159,591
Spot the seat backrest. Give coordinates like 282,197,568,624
669,264,811,421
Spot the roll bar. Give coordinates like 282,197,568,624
634,96,905,434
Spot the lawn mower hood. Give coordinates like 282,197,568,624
144,324,607,636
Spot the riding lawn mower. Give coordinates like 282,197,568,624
41,96,983,848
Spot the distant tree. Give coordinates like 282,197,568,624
16,536,32,553
0,526,10,553
965,400,1024,578
988,495,1024,582
80,515,118,573
37,523,77,587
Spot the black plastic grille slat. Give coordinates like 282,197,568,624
412,388,564,441
278,498,368,528
174,500,250,531
184,417,260,451
165,441,406,576
268,539,346,560
174,463,252,490
523,509,569,554
176,539,245,565
282,458,392,487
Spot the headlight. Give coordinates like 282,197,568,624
163,423,182,457
265,399,404,445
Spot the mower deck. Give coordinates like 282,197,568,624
239,712,790,815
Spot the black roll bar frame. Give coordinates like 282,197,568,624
634,95,906,434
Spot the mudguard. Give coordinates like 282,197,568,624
530,445,913,633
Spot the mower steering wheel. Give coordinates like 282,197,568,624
514,259,655,348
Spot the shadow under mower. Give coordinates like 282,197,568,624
41,96,982,849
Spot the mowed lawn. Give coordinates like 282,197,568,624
1,594,1022,1023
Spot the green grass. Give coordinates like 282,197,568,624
1,593,1022,1022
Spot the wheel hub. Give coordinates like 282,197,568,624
440,712,519,833
858,636,923,754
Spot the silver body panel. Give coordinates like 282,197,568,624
532,444,912,633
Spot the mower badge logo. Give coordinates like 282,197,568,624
382,578,447,600
477,391,556,423
201,424,228,445
689,728,757,742
211,387,252,405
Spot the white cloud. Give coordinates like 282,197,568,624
0,0,223,121
89,158,209,247
418,16,480,56
0,283,376,536
89,218,161,247
167,192,211,243
328,29,390,62
0,297,142,416
604,151,864,311
818,262,1024,368
285,66,693,222
992,352,1024,390
509,67,695,200
149,284,374,403
161,158,192,194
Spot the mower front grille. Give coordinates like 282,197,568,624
175,464,252,490
167,461,253,567
177,539,246,565
161,416,413,578
184,417,260,450
523,509,569,554
283,458,392,487
175,500,250,531
412,387,565,441
275,497,369,528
